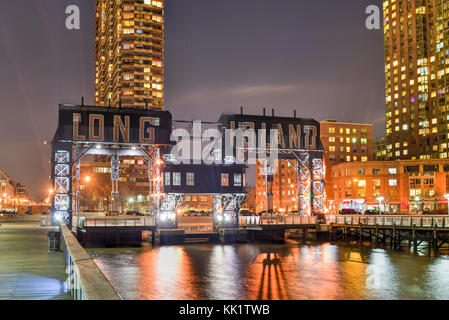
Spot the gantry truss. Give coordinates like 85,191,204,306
51,143,165,228
158,193,185,229
282,150,326,216
213,193,247,229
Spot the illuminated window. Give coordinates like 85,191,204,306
186,173,195,186
164,172,171,186
234,173,242,187
173,173,181,186
221,174,229,187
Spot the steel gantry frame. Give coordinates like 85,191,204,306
213,193,247,229
282,150,326,216
51,143,166,228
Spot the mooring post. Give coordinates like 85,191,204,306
391,224,396,248
434,224,438,253
412,225,417,252
375,225,379,245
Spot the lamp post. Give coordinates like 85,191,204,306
376,196,385,214
415,196,421,214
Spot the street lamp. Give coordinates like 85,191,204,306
444,194,449,215
415,196,421,214
376,196,385,213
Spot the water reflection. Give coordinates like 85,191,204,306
138,246,199,300
89,243,449,300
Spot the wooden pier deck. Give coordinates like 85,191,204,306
0,223,72,300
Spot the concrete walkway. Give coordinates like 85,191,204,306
0,224,72,300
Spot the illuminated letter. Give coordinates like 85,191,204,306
140,117,155,143
277,124,286,149
289,124,301,149
89,114,104,142
304,125,317,150
113,116,130,143
73,113,85,141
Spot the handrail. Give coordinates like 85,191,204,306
327,215,449,228
79,216,156,228
239,215,317,227
60,224,122,300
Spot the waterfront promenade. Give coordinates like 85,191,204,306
0,222,72,300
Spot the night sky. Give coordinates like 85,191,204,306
0,0,384,200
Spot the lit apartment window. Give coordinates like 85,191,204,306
186,173,195,186
388,168,397,174
234,173,242,187
173,173,181,186
389,179,397,186
221,174,229,187
164,172,171,186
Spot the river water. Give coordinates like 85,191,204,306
88,241,449,300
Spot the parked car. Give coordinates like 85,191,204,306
125,211,144,216
364,210,380,216
239,210,255,216
339,208,360,215
105,211,120,217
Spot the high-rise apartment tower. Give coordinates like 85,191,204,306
95,0,164,109
383,0,449,160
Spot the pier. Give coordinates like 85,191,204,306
328,215,449,252
0,223,71,300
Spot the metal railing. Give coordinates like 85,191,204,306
78,216,156,228
180,223,215,234
327,215,449,228
60,224,122,300
41,215,51,226
240,215,317,227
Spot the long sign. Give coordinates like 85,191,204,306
53,105,173,145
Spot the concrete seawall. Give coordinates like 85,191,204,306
60,224,122,300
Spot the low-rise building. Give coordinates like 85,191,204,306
328,159,449,214
0,170,17,210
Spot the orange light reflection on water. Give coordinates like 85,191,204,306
137,246,199,300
